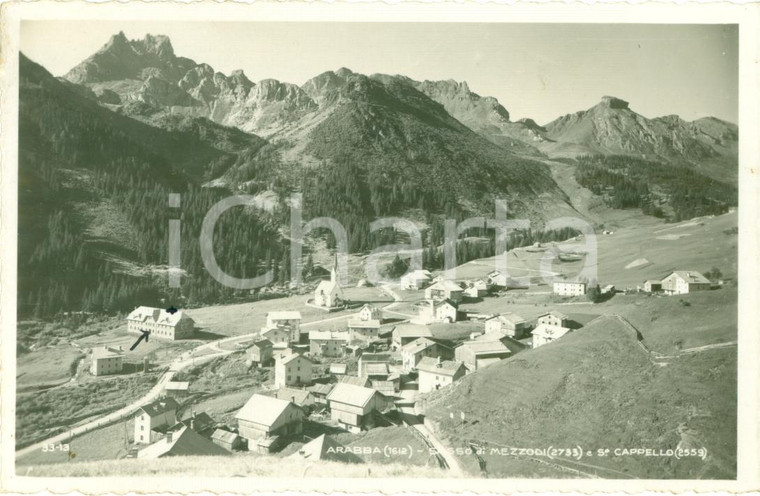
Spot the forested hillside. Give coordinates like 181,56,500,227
18,54,283,317
573,155,737,221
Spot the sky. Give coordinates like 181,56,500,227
20,21,738,124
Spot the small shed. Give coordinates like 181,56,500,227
211,428,245,452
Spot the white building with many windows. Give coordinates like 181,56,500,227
127,306,194,341
552,281,587,297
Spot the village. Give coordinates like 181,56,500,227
55,248,722,468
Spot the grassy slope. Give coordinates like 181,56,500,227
16,347,83,390
424,316,736,479
451,211,737,290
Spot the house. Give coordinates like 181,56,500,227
532,324,572,348
314,256,345,308
484,313,529,339
487,270,508,288
463,279,490,298
358,353,391,377
308,383,335,406
262,325,296,348
415,298,459,324
134,398,179,444
643,280,663,292
309,331,349,357
347,319,381,344
274,353,313,388
400,269,432,290
392,324,434,349
137,426,230,459
357,303,383,322
371,380,397,396
401,337,454,372
364,362,390,382
236,394,306,451
127,306,194,341
288,434,362,463
553,281,588,297
326,384,389,433
90,346,124,376
247,338,273,367
263,311,302,343
338,375,372,388
455,339,518,371
329,363,347,375
661,271,711,295
163,381,190,400
416,357,466,393
275,387,315,409
424,280,465,303
171,411,216,438
211,428,245,452
536,311,569,329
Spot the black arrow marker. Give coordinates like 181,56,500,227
130,330,150,351
166,306,178,315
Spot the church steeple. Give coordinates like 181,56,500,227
330,253,338,284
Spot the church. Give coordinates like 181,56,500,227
314,255,345,309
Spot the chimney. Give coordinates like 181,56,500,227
436,356,442,368
166,432,173,443
190,419,195,431
291,396,296,404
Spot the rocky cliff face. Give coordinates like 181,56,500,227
63,32,738,168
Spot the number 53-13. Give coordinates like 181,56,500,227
42,443,69,452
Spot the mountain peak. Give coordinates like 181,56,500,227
133,33,175,59
599,96,630,110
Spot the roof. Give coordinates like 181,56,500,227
327,383,379,408
235,394,302,426
402,337,437,353
92,346,124,359
427,280,464,292
211,428,240,445
365,363,389,376
394,324,434,338
360,353,391,363
308,383,335,396
537,310,569,321
137,426,230,459
644,279,662,284
268,311,302,321
487,313,526,325
347,319,381,329
435,298,459,309
338,375,371,387
668,271,710,284
175,412,215,432
416,357,465,376
458,340,512,355
127,306,192,327
554,280,587,287
289,434,362,463
251,338,273,349
309,330,349,342
371,381,396,395
275,387,313,404
532,323,572,339
475,357,504,369
402,270,432,280
165,381,189,391
316,279,341,294
329,363,348,374
279,353,312,365
138,397,179,418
